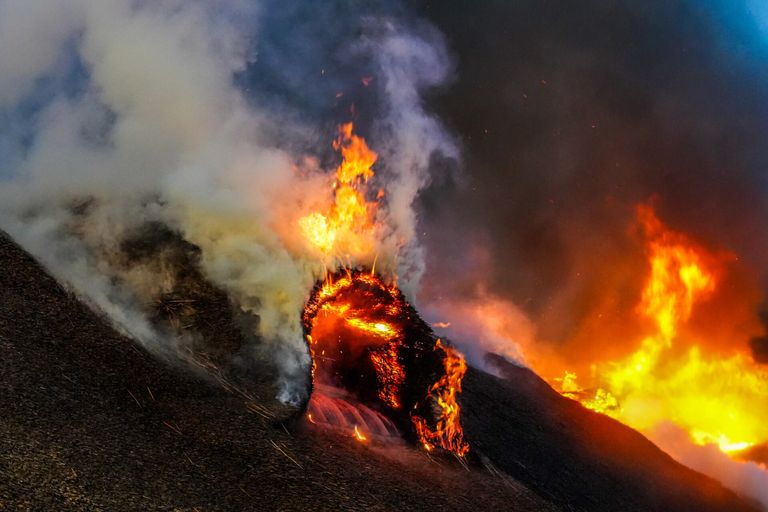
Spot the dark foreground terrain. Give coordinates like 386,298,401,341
0,232,758,511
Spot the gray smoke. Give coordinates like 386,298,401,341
0,0,457,403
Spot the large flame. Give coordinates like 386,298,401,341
299,124,469,456
556,204,768,455
303,271,470,456
299,123,379,261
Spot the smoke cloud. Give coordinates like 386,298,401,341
414,0,768,371
411,0,768,503
0,0,457,403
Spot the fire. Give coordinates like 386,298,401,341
303,270,469,456
636,203,715,346
303,271,406,410
411,340,470,456
369,340,405,409
556,204,768,456
298,123,379,260
299,125,469,456
353,425,368,442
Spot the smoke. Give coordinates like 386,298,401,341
650,422,768,509
752,336,768,364
750,312,768,364
0,0,457,403
424,289,533,373
414,0,768,371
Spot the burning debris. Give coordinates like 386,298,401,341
411,339,469,455
302,269,469,456
294,122,469,455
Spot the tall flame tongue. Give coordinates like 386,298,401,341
411,339,470,456
556,204,768,456
299,122,379,262
299,123,469,456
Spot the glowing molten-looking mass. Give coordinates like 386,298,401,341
299,125,469,455
303,271,469,456
558,204,768,455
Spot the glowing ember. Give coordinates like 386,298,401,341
303,270,470,456
353,425,368,442
369,342,405,409
299,125,469,456
555,204,768,455
411,340,470,456
303,271,407,408
298,123,379,260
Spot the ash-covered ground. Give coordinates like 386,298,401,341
0,231,758,511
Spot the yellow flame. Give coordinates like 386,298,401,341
556,204,768,455
353,425,367,442
299,123,379,260
345,318,398,337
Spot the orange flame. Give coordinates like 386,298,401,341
300,126,470,457
304,271,470,456
353,425,368,442
556,204,768,455
303,272,408,414
299,123,379,260
412,340,470,456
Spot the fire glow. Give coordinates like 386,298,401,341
299,122,380,262
554,204,768,458
303,270,469,456
299,123,469,456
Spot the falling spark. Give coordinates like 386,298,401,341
353,425,367,442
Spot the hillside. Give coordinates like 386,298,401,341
0,232,757,511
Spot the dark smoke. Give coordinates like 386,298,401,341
413,0,768,353
751,337,768,364
0,0,457,402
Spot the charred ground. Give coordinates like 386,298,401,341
0,231,759,511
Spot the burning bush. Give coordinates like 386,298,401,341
302,269,469,456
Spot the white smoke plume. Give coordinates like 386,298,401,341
0,0,457,403
424,289,533,372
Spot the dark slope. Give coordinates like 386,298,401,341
462,355,760,511
0,232,552,512
0,231,758,511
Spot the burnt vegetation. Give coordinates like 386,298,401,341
1,230,761,511
301,269,458,451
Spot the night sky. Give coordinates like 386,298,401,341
413,0,768,349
